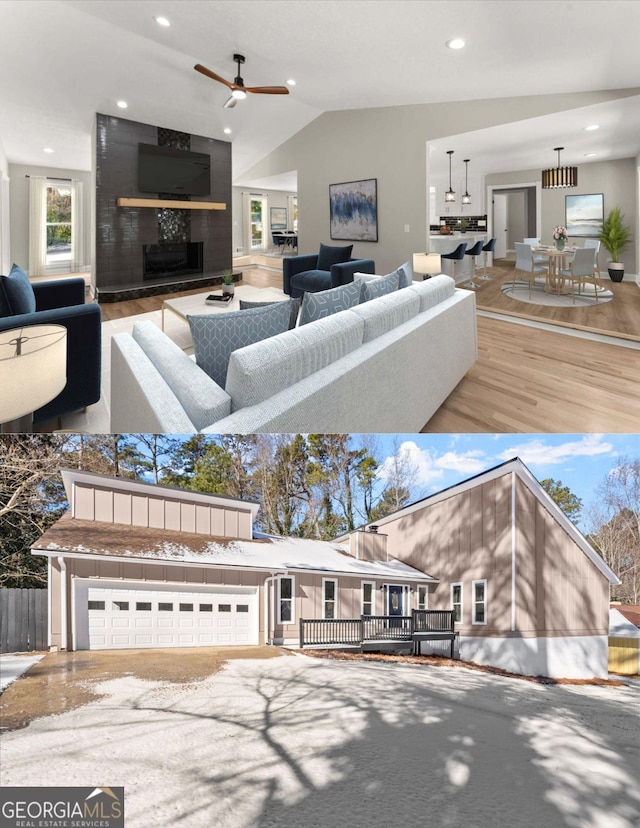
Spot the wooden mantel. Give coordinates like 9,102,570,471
117,197,226,211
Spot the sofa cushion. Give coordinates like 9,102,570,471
239,297,301,330
226,310,364,411
361,271,399,302
350,288,420,343
406,274,456,312
317,243,353,270
188,301,291,388
0,264,36,315
298,281,361,326
132,321,231,431
290,269,332,295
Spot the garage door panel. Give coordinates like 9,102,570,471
85,584,258,650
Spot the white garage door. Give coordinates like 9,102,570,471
84,584,259,650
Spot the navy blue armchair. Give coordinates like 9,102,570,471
0,278,102,424
283,254,376,299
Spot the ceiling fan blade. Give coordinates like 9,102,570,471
223,94,238,109
245,85,290,95
194,63,234,91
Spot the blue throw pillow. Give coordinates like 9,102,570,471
298,280,361,326
239,297,301,330
396,261,413,289
361,271,399,302
188,301,291,389
0,264,36,315
317,243,353,271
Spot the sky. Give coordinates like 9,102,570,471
371,432,640,529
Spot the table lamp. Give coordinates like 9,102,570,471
0,324,67,432
412,253,442,280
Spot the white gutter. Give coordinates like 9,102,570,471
47,557,52,648
58,556,67,650
263,573,278,645
511,471,517,632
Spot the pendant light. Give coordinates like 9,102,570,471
445,150,455,202
462,159,471,204
542,147,578,189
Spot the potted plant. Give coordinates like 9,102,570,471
599,207,632,282
221,270,235,296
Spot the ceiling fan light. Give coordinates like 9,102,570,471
231,88,247,100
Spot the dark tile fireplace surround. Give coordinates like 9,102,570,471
94,114,232,303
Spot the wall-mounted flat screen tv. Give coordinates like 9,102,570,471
138,143,211,196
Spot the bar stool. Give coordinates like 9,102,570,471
479,237,497,280
464,240,484,288
440,243,467,281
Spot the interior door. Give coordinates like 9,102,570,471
493,194,508,259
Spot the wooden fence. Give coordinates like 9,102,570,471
0,589,48,653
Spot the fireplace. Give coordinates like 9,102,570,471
142,242,203,281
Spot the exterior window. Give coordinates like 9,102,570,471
323,579,337,619
136,602,152,611
451,583,462,623
179,603,194,612
237,605,249,613
361,581,375,616
88,601,105,610
199,604,213,612
158,602,173,611
472,580,487,624
278,577,294,624
46,183,72,269
112,601,129,611
251,197,265,249
218,604,232,613
417,586,428,610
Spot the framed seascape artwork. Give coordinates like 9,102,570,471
565,193,604,237
270,207,287,230
329,178,378,241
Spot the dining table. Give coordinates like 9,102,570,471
532,246,577,294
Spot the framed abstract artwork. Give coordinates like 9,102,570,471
329,178,378,241
270,207,287,230
565,193,604,237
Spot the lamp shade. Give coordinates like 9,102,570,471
0,324,67,422
413,253,442,275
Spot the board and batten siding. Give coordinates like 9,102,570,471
72,483,253,540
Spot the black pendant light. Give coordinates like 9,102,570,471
462,159,471,204
445,150,455,202
542,147,578,189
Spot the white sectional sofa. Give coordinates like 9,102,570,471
110,275,477,433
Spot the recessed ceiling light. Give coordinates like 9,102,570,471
223,128,232,135
43,147,54,153
584,124,599,131
116,100,128,109
584,152,598,157
286,79,296,86
446,38,465,50
155,16,170,26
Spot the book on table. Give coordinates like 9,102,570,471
205,294,233,304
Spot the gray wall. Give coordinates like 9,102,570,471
507,191,526,250
231,186,295,253
9,163,92,273
487,157,637,275
239,89,639,275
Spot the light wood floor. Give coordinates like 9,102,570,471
97,265,639,434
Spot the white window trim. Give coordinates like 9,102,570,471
322,577,338,619
451,582,463,624
361,580,376,616
277,575,295,625
416,585,428,610
472,579,487,625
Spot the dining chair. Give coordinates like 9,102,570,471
559,247,599,303
440,243,467,281
463,240,485,288
512,242,548,298
524,237,547,267
272,233,286,254
479,237,497,280
583,239,602,281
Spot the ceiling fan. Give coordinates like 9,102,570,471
194,54,289,108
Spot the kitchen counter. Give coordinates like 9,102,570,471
429,233,488,282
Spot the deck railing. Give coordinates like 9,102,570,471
299,610,456,649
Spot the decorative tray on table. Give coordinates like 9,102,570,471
205,293,233,304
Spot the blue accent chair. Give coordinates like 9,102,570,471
283,253,376,299
0,276,102,424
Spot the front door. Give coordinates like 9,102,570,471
387,585,404,625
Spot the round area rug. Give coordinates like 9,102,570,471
501,278,613,307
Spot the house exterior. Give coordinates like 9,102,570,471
34,469,433,652
608,605,640,676
342,458,620,679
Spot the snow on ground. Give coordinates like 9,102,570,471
1,654,639,828
0,654,43,692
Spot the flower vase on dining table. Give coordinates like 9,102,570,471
552,225,567,253
556,239,565,252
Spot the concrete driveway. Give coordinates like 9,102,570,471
1,653,638,828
